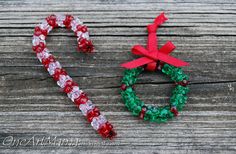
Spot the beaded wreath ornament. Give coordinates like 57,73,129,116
120,13,190,123
32,14,116,139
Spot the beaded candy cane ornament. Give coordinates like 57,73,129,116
32,14,116,139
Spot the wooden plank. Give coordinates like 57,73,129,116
0,0,235,153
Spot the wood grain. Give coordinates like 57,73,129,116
0,0,235,153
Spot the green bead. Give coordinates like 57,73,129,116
176,68,183,74
170,68,184,81
136,67,144,75
182,74,189,81
126,87,133,93
170,99,179,107
128,102,136,110
129,78,136,85
172,67,182,75
170,94,182,102
176,103,185,111
144,110,152,121
168,110,174,118
166,108,174,119
159,108,168,118
150,108,160,122
156,108,171,123
122,72,138,86
149,113,156,122
151,107,160,115
135,99,144,107
162,64,174,75
124,68,143,78
173,75,184,82
179,96,187,104
132,105,142,116
173,85,189,95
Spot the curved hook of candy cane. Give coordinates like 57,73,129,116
32,14,116,139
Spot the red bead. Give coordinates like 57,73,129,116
86,107,100,122
159,61,165,68
139,107,147,119
32,42,46,53
157,61,164,71
120,84,127,91
98,122,116,139
171,107,178,116
41,29,48,36
34,26,42,36
39,42,45,48
34,45,44,53
46,15,57,28
181,80,189,86
63,15,74,29
63,80,78,93
175,80,189,87
42,55,55,68
53,68,67,81
32,46,37,52
145,62,157,71
76,25,87,33
74,92,88,107
77,38,94,53
34,26,48,36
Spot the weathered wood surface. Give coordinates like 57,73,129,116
0,0,236,153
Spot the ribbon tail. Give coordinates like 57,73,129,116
159,41,176,54
147,27,158,52
146,13,168,51
157,52,189,67
121,57,154,69
154,12,168,26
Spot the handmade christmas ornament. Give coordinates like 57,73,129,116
120,13,190,122
32,14,116,139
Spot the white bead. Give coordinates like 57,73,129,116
47,61,61,75
39,20,52,33
76,31,83,38
71,21,77,31
67,86,82,102
43,48,50,53
56,14,65,27
39,34,45,40
81,32,89,40
71,18,82,31
32,35,46,46
91,115,107,130
57,75,72,88
36,49,50,62
79,100,95,116
71,24,77,32
36,52,43,62
32,36,40,46
36,51,46,62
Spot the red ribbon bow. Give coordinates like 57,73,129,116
121,12,189,71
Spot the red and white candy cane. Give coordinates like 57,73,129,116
32,14,116,139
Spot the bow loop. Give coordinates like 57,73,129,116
131,45,144,56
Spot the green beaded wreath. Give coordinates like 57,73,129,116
120,64,190,123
